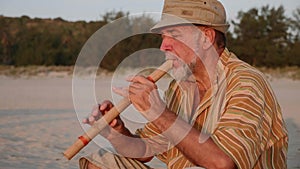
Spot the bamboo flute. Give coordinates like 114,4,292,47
63,60,173,160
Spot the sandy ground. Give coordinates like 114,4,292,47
0,74,299,168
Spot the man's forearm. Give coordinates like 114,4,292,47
152,108,236,169
107,126,152,162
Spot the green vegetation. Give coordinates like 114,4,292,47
0,6,300,70
0,15,105,66
227,6,300,68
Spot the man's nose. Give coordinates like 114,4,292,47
160,36,173,51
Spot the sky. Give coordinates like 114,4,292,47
0,0,299,22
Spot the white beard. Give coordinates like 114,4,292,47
171,57,197,81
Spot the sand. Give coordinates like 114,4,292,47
0,74,299,169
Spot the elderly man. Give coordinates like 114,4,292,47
80,0,288,168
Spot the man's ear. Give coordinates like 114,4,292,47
202,28,216,50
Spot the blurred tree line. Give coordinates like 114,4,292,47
0,5,300,70
227,5,300,67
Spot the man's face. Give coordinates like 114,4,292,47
159,25,203,80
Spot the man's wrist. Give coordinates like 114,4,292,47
107,125,131,140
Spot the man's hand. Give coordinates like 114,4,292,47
113,75,167,121
82,100,125,138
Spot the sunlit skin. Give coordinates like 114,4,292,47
83,25,237,169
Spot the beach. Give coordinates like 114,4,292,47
0,72,299,168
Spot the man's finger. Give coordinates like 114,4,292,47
82,118,88,124
110,119,117,127
88,116,95,124
100,100,113,111
127,75,157,91
126,75,150,84
91,109,99,116
112,86,129,98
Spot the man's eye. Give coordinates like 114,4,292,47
172,35,180,39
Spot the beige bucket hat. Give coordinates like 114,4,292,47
151,0,230,33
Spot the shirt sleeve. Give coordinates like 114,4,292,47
136,122,169,163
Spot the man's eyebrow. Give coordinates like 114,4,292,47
163,28,181,34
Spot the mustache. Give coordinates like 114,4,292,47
165,52,178,61
165,52,197,68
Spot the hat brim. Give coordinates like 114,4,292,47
150,14,192,32
151,13,230,33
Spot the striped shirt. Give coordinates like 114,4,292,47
137,48,288,169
